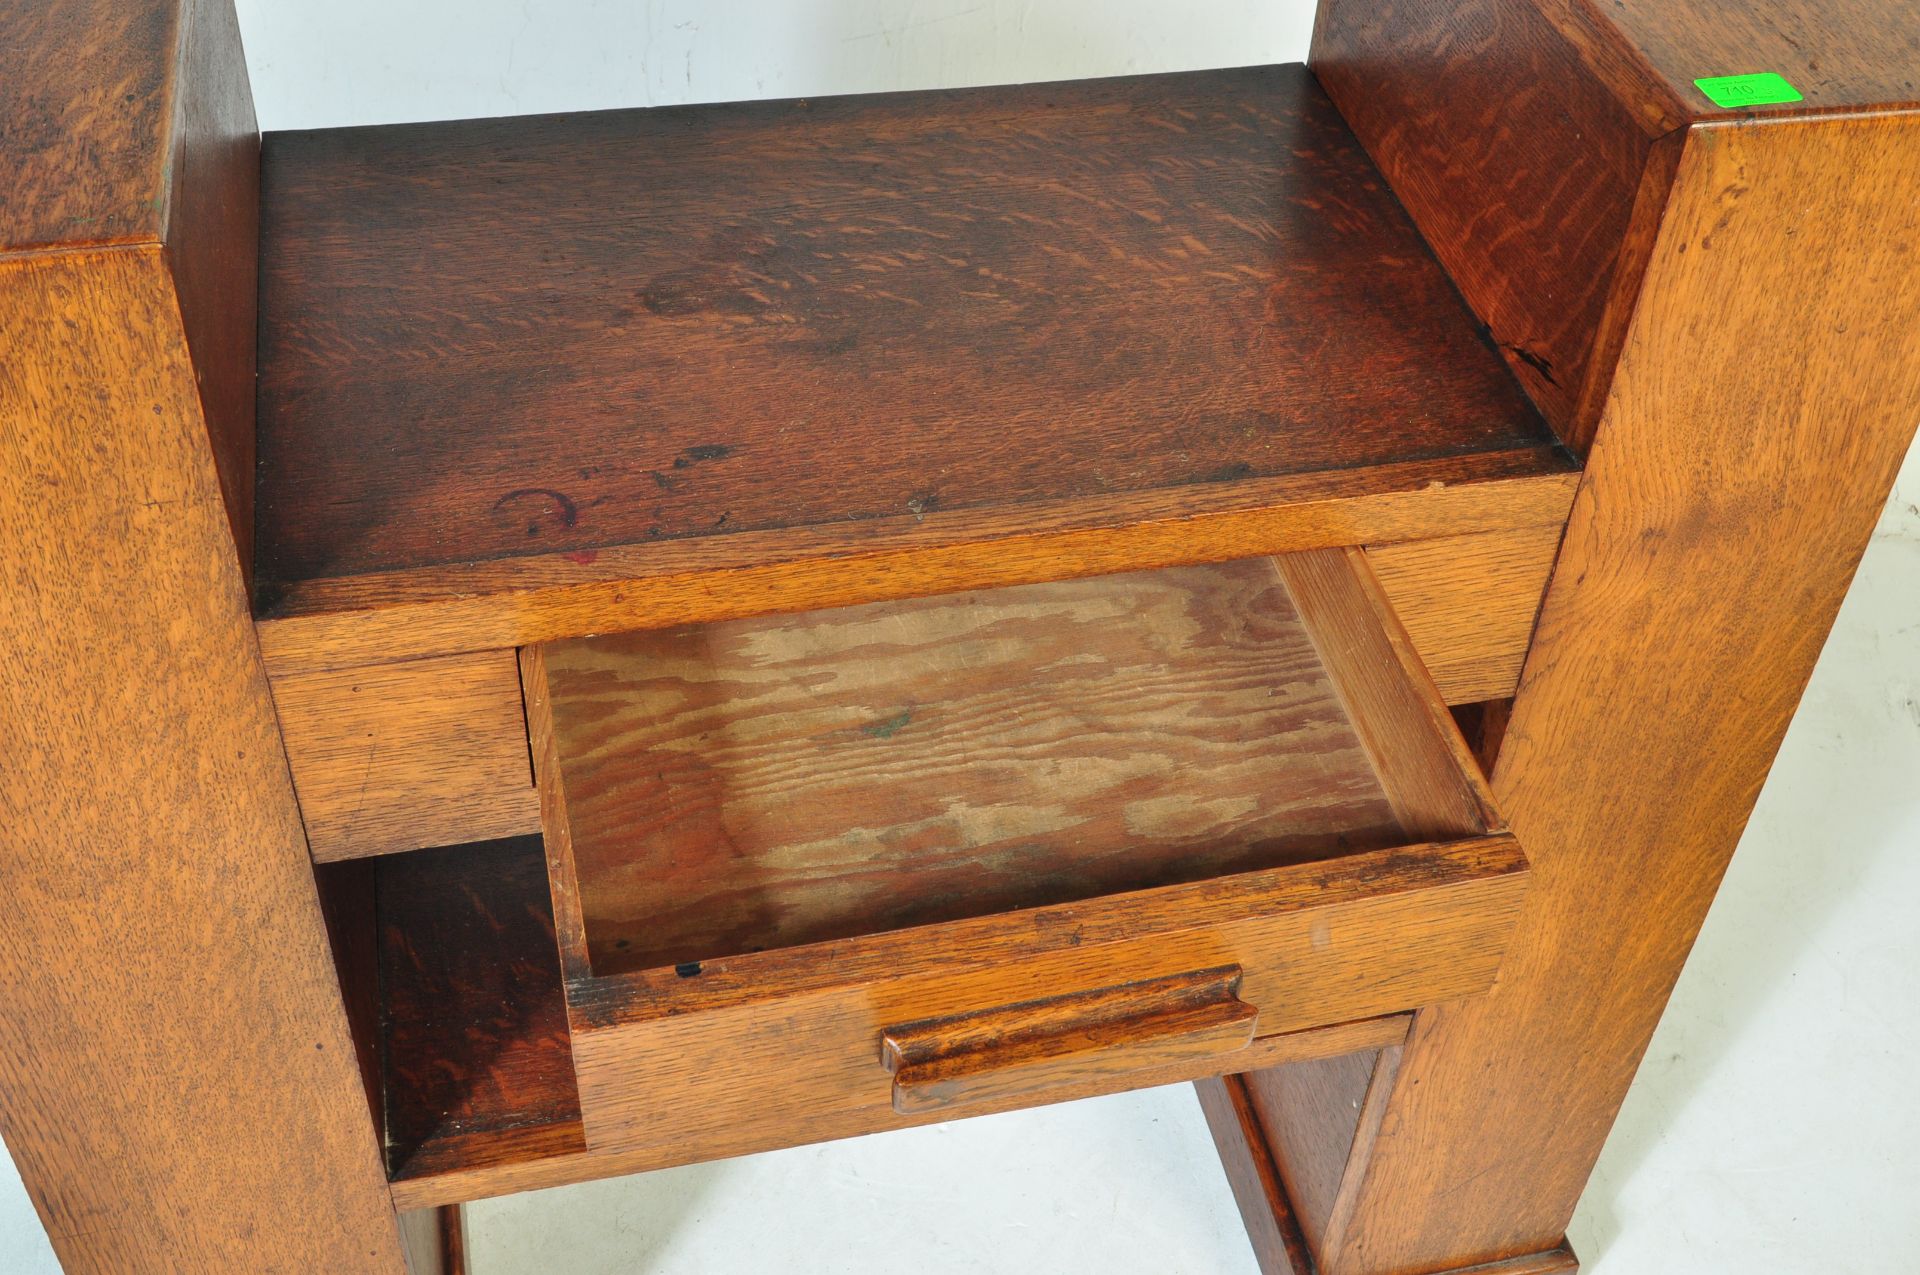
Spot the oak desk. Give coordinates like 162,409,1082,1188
4,2,1917,1272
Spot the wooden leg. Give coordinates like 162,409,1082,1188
1221,113,1920,1274
0,191,404,1275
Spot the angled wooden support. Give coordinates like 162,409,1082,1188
1213,3,1920,1271
0,2,404,1269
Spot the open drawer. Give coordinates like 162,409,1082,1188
521,547,1527,1158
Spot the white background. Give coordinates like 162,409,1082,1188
5,3,1918,1271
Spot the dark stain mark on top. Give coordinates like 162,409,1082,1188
491,487,579,538
1500,341,1559,386
861,710,914,740
673,444,735,469
1196,461,1257,484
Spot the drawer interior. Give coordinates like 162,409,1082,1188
531,555,1448,980
332,546,1525,1197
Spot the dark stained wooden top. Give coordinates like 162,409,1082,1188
254,65,1565,633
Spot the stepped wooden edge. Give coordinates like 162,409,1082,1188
1215,3,1920,1273
0,1,406,1270
251,461,1578,678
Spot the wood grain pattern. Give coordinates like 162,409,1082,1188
1603,0,1920,121
0,0,261,563
0,248,402,1270
1199,1069,1576,1275
273,650,538,861
250,63,1569,672
550,831,1525,1170
396,1206,468,1275
1197,1073,1312,1275
523,549,1526,1165
256,463,1579,676
315,857,387,1146
540,559,1403,975
374,837,584,1182
1276,549,1501,843
164,0,261,569
364,811,1435,1205
0,6,402,1266
0,0,180,253
1311,112,1920,1275
1312,0,1682,446
883,967,1258,1114
1241,1048,1381,1263
1366,525,1563,705
394,1022,1415,1210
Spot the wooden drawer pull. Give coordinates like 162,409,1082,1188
881,967,1258,1115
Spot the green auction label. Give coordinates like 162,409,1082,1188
1693,73,1804,109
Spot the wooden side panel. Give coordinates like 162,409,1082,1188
1196,1074,1312,1275
0,248,402,1271
273,650,539,861
1312,0,1682,450
1277,548,1501,841
1366,524,1563,706
1242,1049,1380,1261
164,0,261,568
1318,114,1920,1273
397,1206,467,1275
377,837,584,1183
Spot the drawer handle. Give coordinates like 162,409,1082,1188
880,967,1258,1115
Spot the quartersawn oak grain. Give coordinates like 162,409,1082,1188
0,250,401,1270
0,0,179,254
273,649,539,861
0,2,399,1268
1309,107,1920,1275
1366,525,1563,705
251,63,1570,673
0,0,263,566
373,837,584,1183
1312,0,1685,450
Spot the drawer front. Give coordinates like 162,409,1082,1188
559,835,1525,1158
